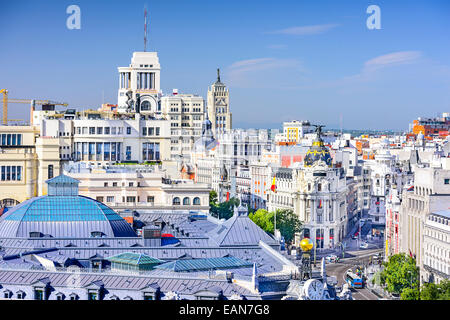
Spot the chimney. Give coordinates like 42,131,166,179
142,225,161,247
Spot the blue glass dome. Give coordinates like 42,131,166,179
0,175,137,238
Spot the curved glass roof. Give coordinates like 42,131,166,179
4,196,124,222
0,195,137,238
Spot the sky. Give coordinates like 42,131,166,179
0,0,449,131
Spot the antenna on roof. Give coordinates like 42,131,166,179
144,7,148,52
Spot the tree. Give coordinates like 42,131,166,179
248,208,302,244
380,254,419,296
209,195,240,220
274,209,302,244
209,190,218,206
249,209,274,233
420,282,439,300
420,280,450,300
401,287,420,300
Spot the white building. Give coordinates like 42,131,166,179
161,93,205,160
423,210,450,284
41,115,172,164
117,52,161,114
63,163,210,213
268,128,348,249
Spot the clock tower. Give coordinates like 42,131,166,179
207,69,232,135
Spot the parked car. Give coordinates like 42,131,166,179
326,254,339,263
360,242,369,249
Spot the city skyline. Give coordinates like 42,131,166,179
1,0,450,130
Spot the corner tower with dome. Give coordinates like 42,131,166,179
293,125,348,250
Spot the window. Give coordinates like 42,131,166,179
143,293,154,300
126,196,136,203
34,289,45,300
0,166,22,181
104,182,108,187
16,291,24,299
183,197,190,205
193,197,201,205
142,127,147,136
88,291,98,300
129,182,133,187
127,127,131,135
106,196,115,202
147,196,154,203
126,146,131,160
173,197,180,205
445,179,450,185
97,127,103,134
113,182,117,187
105,127,110,134
3,290,11,299
48,165,54,179
89,127,95,134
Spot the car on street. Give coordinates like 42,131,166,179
360,242,369,249
325,254,339,263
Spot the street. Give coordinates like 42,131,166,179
325,248,383,300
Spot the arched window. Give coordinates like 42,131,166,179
193,197,200,205
183,197,190,205
141,100,150,111
173,197,180,205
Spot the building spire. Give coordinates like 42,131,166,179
217,68,221,83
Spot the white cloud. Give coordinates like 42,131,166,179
363,51,422,72
267,24,339,35
225,57,302,88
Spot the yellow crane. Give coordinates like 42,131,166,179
0,89,69,125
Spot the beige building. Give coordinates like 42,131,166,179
161,93,205,160
399,158,450,282
207,69,232,135
0,125,60,206
63,163,210,213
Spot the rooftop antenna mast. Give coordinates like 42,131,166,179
144,7,148,52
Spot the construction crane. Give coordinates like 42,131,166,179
0,89,69,125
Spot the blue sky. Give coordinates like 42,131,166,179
1,0,449,130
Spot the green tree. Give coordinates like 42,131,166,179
209,190,218,206
420,280,450,300
380,254,419,296
249,209,274,233
401,287,420,300
420,282,439,300
248,208,302,244
210,196,240,220
274,209,302,244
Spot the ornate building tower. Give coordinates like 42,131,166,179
207,69,232,135
298,126,348,250
117,52,161,114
